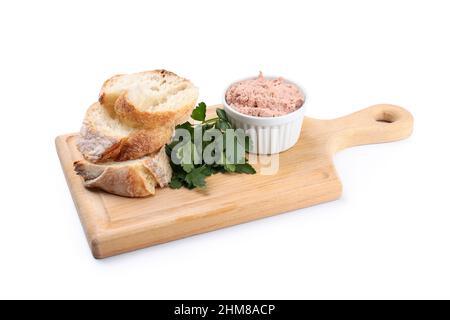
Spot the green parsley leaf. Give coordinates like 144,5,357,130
201,166,214,176
224,162,236,172
175,121,195,140
216,108,228,121
191,102,207,122
167,103,256,190
245,136,252,153
235,163,257,174
185,166,208,188
182,162,194,173
169,178,183,189
216,119,232,130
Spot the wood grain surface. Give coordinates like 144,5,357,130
56,104,413,258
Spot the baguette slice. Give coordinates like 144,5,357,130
99,69,198,128
74,147,172,198
77,102,173,163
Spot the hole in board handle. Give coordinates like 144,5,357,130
375,111,397,124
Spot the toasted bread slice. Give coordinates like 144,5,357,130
74,147,172,198
99,69,198,128
77,102,173,163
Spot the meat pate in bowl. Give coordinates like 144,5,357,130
223,73,306,154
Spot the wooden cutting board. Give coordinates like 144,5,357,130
56,104,413,258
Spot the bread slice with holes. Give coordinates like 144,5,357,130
99,69,199,128
74,147,172,197
77,102,174,163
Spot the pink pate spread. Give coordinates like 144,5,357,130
225,73,304,117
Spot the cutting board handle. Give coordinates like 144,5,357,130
327,104,414,153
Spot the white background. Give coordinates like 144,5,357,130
0,0,449,299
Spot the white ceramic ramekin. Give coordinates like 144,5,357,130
223,76,306,154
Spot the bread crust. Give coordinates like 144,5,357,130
74,148,172,198
74,160,156,197
98,73,124,116
99,69,198,128
99,69,181,112
142,147,173,187
114,126,173,162
77,103,174,163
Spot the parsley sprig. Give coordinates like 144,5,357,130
166,102,256,189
